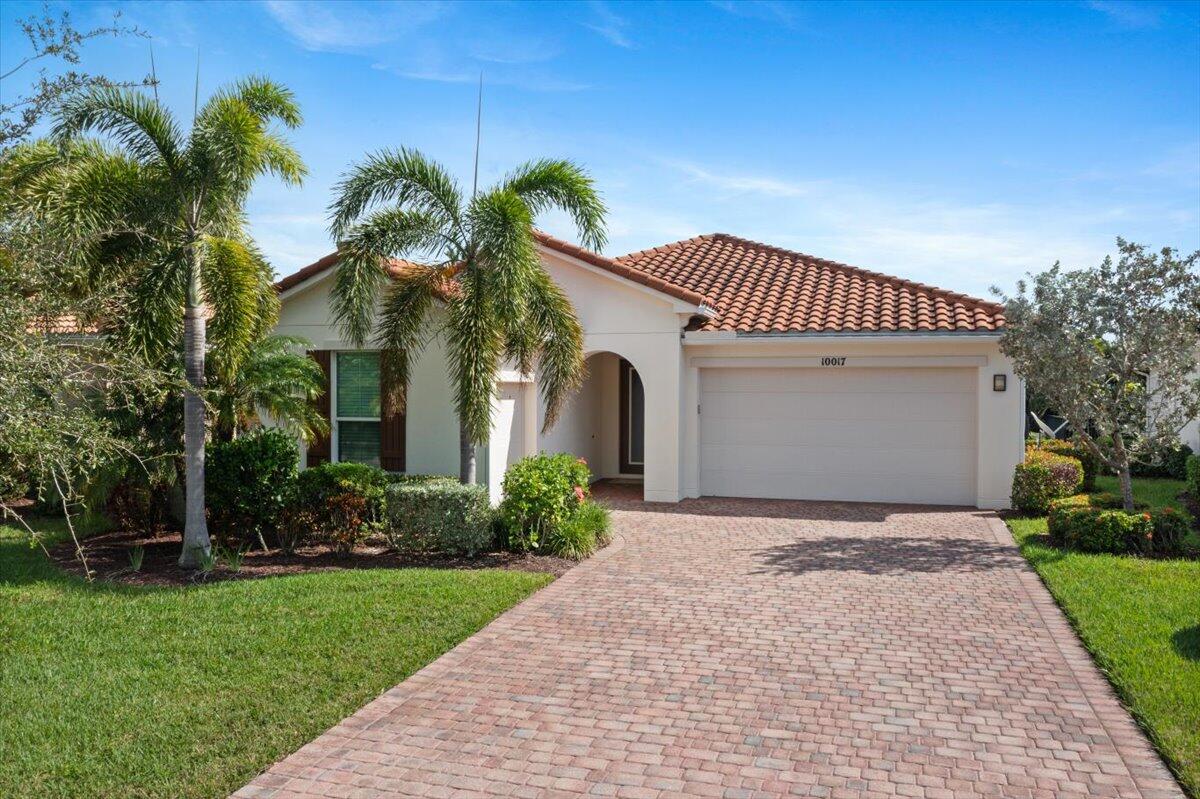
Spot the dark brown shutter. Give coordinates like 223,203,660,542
379,366,406,472
306,350,331,467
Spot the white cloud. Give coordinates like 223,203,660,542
585,2,633,48
1086,1,1163,29
262,0,445,52
669,161,825,198
708,0,797,25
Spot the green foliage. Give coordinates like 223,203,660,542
328,148,607,477
1132,443,1193,481
1048,493,1190,556
384,480,494,556
1150,508,1192,557
208,334,328,444
206,429,298,551
1188,455,1200,500
1012,449,1083,515
1032,438,1100,491
293,462,391,552
544,500,611,561
499,453,591,551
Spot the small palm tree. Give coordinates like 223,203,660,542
209,334,328,443
7,78,305,566
330,150,606,483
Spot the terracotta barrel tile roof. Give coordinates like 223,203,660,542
612,233,1005,334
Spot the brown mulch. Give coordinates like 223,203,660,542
52,529,580,587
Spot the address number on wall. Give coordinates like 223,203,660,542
820,356,847,366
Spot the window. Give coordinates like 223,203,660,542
335,351,381,466
619,358,644,474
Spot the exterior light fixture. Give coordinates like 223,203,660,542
993,374,1007,392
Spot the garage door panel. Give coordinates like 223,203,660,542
699,367,977,506
701,467,976,505
701,417,976,450
702,391,972,423
701,367,975,395
700,443,971,478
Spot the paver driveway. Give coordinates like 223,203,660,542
236,497,1182,799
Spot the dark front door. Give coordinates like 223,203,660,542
619,358,644,475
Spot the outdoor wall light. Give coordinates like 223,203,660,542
993,374,1007,392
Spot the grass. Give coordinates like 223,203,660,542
0,518,553,799
1006,476,1200,797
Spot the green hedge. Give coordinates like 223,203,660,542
293,462,392,553
1031,438,1099,491
1048,494,1190,557
1012,449,1083,515
384,481,494,556
1187,455,1200,499
207,429,298,551
499,453,592,551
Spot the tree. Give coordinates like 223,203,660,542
0,5,150,147
209,334,329,443
996,238,1200,510
6,78,306,566
328,150,606,483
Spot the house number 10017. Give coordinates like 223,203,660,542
820,356,847,366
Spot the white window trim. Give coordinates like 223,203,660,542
331,350,382,464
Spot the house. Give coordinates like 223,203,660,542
273,232,1024,508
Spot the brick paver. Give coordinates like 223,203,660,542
235,497,1183,798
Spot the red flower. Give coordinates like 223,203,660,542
573,485,585,503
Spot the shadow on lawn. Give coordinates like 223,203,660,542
751,534,1024,576
1172,624,1200,662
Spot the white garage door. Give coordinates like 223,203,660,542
699,367,977,505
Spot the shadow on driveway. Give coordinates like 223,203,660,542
751,534,1024,576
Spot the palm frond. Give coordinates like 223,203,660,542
208,75,303,129
52,86,184,176
339,207,451,263
467,187,539,364
328,147,463,240
445,268,503,444
121,245,189,363
526,266,585,431
330,248,387,348
500,158,608,251
375,266,445,412
200,237,267,369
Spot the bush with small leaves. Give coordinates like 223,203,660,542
385,480,494,556
206,428,298,551
1012,450,1083,515
499,453,592,552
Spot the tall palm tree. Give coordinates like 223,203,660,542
4,78,305,566
208,333,329,443
329,150,606,483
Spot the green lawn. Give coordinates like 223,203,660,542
0,520,553,799
1007,476,1200,797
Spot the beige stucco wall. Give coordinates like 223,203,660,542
273,276,461,477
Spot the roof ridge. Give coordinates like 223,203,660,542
705,232,1005,312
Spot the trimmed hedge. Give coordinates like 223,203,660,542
1031,438,1099,491
294,462,391,553
1048,494,1190,557
384,480,494,556
1187,455,1200,499
206,429,298,551
499,453,592,551
1012,449,1083,515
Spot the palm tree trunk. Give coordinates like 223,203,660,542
179,300,211,567
459,423,476,485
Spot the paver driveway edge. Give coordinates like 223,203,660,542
983,515,1183,799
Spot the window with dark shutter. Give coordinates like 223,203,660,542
306,350,332,467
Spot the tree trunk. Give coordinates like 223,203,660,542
459,423,476,485
179,301,211,568
1111,433,1136,512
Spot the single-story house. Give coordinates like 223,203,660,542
273,232,1024,508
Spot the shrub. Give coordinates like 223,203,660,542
1012,450,1083,515
1033,439,1100,491
105,476,172,537
1150,508,1191,557
388,473,457,486
499,453,591,551
544,501,611,560
294,462,391,552
206,429,298,551
385,481,494,556
1131,443,1193,480
1186,455,1200,498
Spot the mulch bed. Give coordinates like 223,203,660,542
52,529,580,587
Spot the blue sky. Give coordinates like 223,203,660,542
2,0,1197,298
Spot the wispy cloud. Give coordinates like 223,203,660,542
262,0,445,52
708,0,797,25
670,161,824,198
1085,1,1163,29
585,1,634,48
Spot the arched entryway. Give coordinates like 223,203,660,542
538,350,647,498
